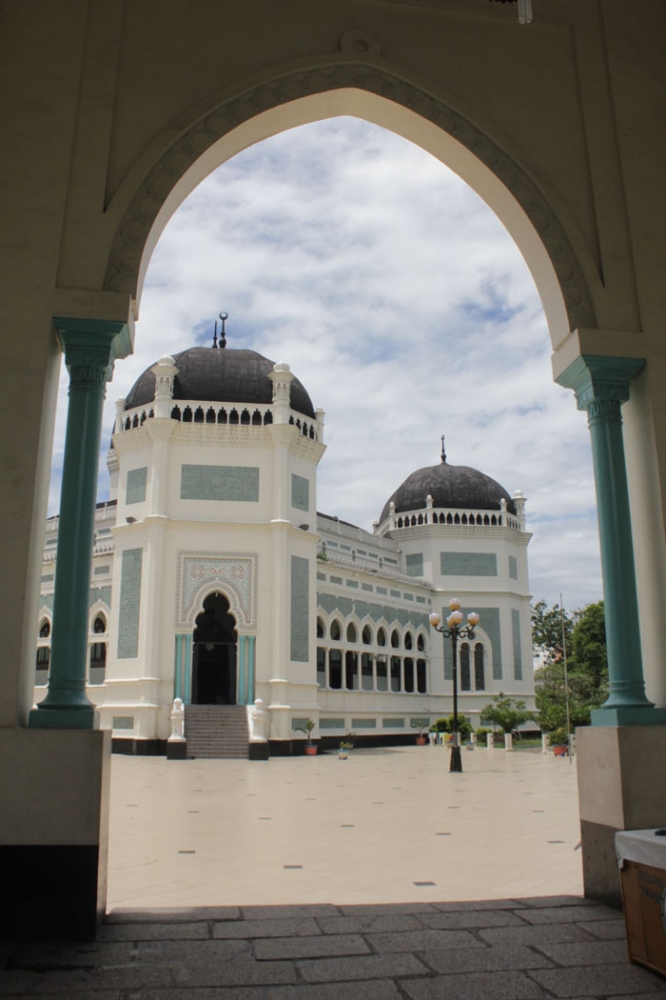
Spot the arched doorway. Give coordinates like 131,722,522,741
191,592,237,705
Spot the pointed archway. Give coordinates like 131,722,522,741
191,592,237,705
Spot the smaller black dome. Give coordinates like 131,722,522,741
380,458,515,522
124,347,316,419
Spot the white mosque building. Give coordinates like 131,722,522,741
36,326,535,756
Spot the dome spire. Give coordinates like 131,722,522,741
441,434,447,463
212,311,228,349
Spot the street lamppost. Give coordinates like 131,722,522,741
429,599,480,773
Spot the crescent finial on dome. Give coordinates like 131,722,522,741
441,434,446,463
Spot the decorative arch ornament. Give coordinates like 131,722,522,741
176,552,258,631
104,63,595,333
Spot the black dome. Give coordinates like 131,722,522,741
380,459,515,522
124,347,316,419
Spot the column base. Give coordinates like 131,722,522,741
577,725,666,906
28,706,98,729
166,740,187,760
249,741,270,760
591,706,666,727
0,728,110,940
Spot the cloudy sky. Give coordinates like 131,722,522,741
49,117,602,609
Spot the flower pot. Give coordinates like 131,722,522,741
338,750,348,760
553,745,568,757
415,736,427,746
304,744,317,756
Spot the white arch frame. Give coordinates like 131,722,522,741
105,80,593,349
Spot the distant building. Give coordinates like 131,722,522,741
36,331,535,754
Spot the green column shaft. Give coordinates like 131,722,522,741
587,399,649,707
555,354,665,724
238,636,247,704
183,634,192,704
30,321,129,729
248,636,255,703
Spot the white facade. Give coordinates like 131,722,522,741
35,347,535,749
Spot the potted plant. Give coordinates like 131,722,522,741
550,727,569,756
411,720,429,745
338,740,353,760
294,719,317,755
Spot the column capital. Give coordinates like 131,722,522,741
555,355,645,412
53,316,133,367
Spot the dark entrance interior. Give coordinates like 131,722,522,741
192,592,237,704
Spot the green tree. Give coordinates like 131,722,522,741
533,600,608,733
531,600,575,663
481,693,535,734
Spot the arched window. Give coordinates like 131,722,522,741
377,627,386,647
317,647,326,687
361,652,373,690
346,622,357,643
416,659,427,693
329,649,342,689
404,632,413,650
345,651,358,690
194,406,204,423
390,656,401,692
39,619,50,638
93,614,106,634
460,643,471,691
404,657,414,693
316,617,325,639
474,643,486,690
391,629,400,649
330,619,341,641
89,641,107,684
206,407,216,423
417,633,425,652
362,625,373,645
376,656,388,691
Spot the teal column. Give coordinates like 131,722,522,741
174,636,182,701
183,634,193,704
557,355,666,725
30,318,131,729
247,636,256,703
238,636,247,704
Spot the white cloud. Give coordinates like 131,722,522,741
48,117,602,610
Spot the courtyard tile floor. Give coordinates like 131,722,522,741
107,744,583,908
3,746,666,998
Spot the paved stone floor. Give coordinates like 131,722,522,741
3,747,666,997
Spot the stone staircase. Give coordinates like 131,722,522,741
184,704,249,759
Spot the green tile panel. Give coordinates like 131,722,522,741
320,718,345,729
383,718,405,728
351,718,376,729
406,553,424,577
440,552,498,577
317,592,430,631
291,474,309,512
94,565,110,576
180,464,259,502
126,466,148,504
117,549,142,659
112,716,134,730
290,556,309,662
41,574,54,583
89,586,112,608
512,608,523,680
